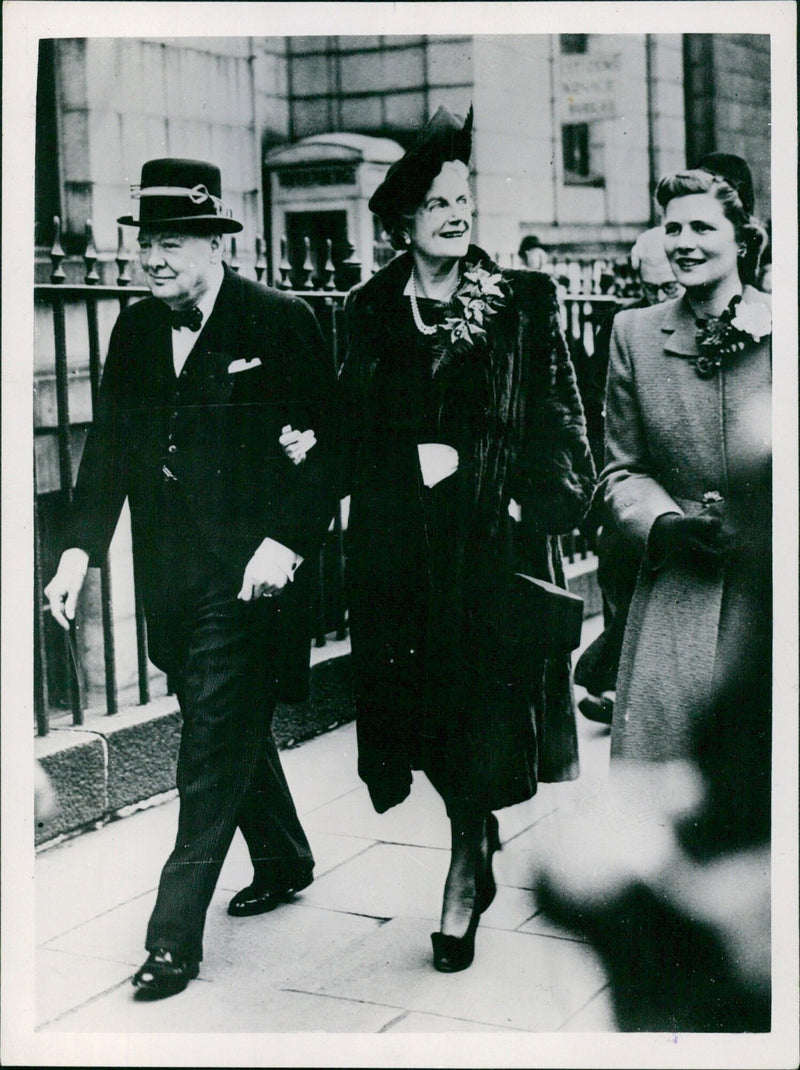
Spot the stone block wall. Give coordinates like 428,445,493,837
51,37,268,269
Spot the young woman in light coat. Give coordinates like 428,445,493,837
601,159,771,763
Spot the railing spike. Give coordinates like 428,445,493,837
50,216,65,284
116,226,131,286
278,235,292,289
255,234,267,283
300,236,314,290
339,241,361,290
320,238,335,292
84,220,100,285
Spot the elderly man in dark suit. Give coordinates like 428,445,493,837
44,159,339,999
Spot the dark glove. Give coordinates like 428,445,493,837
649,511,731,568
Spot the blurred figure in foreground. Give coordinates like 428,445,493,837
574,226,683,725
35,762,58,827
534,391,772,1031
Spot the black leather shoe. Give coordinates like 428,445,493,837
132,949,199,1001
579,693,614,725
431,901,481,973
227,868,313,917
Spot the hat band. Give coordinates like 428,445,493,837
130,183,233,219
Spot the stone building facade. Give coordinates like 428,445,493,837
36,33,771,279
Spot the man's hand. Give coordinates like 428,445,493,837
237,538,299,601
44,548,89,630
279,425,317,466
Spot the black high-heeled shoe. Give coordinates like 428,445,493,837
431,899,481,973
476,812,502,914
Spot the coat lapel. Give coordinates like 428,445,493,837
178,266,243,405
660,295,701,357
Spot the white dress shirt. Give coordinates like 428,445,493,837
170,263,225,378
170,263,302,579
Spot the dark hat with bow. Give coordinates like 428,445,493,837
118,158,243,233
368,105,473,224
696,152,755,216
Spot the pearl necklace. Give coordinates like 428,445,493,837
408,270,439,336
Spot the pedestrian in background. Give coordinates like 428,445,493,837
44,159,339,999
574,226,683,725
334,106,594,973
601,154,771,763
518,234,548,271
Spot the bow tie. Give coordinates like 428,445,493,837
170,307,203,332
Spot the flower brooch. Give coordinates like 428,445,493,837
431,266,507,375
693,295,771,379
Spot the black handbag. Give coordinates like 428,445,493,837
505,572,584,654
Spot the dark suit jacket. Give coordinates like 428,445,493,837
68,264,339,699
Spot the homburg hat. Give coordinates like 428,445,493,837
368,105,473,223
118,158,243,233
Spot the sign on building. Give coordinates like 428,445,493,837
561,53,622,122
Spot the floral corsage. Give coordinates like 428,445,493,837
693,294,772,379
431,266,507,375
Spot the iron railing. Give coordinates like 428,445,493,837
34,219,619,735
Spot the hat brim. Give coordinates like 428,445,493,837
369,105,473,223
117,214,243,234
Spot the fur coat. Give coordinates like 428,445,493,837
339,246,595,813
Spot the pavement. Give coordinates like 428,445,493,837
35,614,617,1039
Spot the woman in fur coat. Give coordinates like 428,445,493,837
287,106,595,972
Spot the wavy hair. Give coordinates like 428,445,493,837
377,166,476,253
655,168,767,287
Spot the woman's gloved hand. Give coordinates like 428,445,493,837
649,509,736,568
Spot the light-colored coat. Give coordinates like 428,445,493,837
601,287,771,761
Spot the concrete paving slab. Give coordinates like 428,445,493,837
45,984,402,1034
40,892,156,970
493,794,557,843
37,948,135,1028
301,773,451,848
559,986,618,1031
200,893,383,989
289,915,609,1032
299,842,449,920
383,1010,523,1032
504,807,596,859
40,893,383,1032
517,911,589,944
480,884,538,932
216,827,376,895
36,801,177,943
280,721,363,817
492,843,546,891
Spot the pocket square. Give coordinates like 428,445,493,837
228,357,262,374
